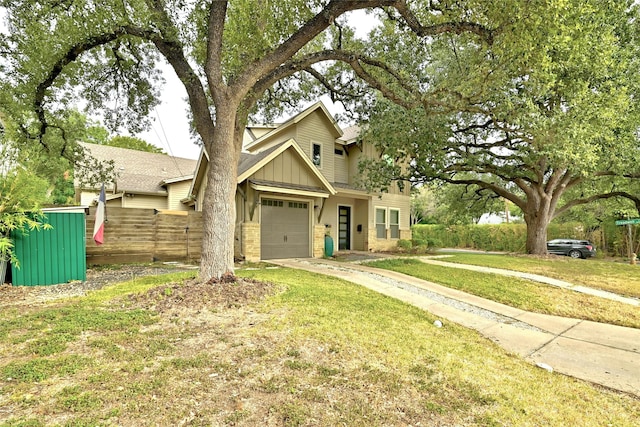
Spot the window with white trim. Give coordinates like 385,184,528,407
389,209,400,239
312,143,321,167
375,208,386,239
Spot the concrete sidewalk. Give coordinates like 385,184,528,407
270,258,640,397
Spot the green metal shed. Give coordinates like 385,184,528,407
11,207,87,286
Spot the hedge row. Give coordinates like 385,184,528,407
411,223,639,257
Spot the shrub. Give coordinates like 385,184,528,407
397,239,412,251
411,223,607,253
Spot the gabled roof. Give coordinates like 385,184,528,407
189,138,337,199
243,102,343,152
238,143,284,178
79,142,197,194
237,139,336,195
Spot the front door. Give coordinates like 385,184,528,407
338,206,351,250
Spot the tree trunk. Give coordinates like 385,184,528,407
524,208,551,255
199,110,240,280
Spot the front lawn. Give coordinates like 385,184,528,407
1,266,638,426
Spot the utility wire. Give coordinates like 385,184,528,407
154,107,186,177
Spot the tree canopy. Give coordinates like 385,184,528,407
358,0,640,253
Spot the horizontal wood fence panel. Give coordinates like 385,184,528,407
86,207,203,265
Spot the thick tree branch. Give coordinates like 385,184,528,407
143,0,216,143
230,0,397,97
243,49,419,113
206,1,228,99
555,192,640,218
442,176,527,209
393,0,496,44
33,22,214,147
236,0,497,102
33,28,130,142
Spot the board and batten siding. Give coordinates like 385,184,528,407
197,173,208,211
295,109,337,183
250,126,297,152
371,193,411,230
250,150,324,188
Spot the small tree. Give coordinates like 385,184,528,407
0,148,51,265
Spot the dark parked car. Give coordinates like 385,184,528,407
546,239,596,259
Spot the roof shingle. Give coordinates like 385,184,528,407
79,142,197,194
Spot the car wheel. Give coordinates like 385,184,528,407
569,250,582,259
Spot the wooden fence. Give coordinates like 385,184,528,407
86,207,203,265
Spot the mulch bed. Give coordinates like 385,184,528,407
125,277,276,313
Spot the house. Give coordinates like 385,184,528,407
189,102,412,261
76,142,197,211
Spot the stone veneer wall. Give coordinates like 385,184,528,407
242,222,261,262
313,225,326,258
366,228,412,252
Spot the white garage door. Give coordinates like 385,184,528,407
260,198,310,259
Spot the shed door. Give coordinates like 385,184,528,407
261,198,310,259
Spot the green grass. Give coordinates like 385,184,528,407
1,266,639,426
437,253,640,298
367,258,640,328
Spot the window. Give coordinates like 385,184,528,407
334,148,343,156
375,208,386,239
390,209,400,239
312,143,321,167
262,199,283,207
288,202,308,209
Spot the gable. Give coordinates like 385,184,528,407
244,102,342,153
249,148,326,189
238,139,335,195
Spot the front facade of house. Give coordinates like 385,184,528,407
189,102,411,261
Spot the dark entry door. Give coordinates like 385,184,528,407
338,206,351,250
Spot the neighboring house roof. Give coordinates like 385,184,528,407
78,142,197,195
243,101,343,152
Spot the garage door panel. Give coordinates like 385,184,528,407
261,198,310,260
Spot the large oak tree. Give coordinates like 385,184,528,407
357,0,640,254
1,0,501,280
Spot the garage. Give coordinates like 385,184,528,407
260,198,310,259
